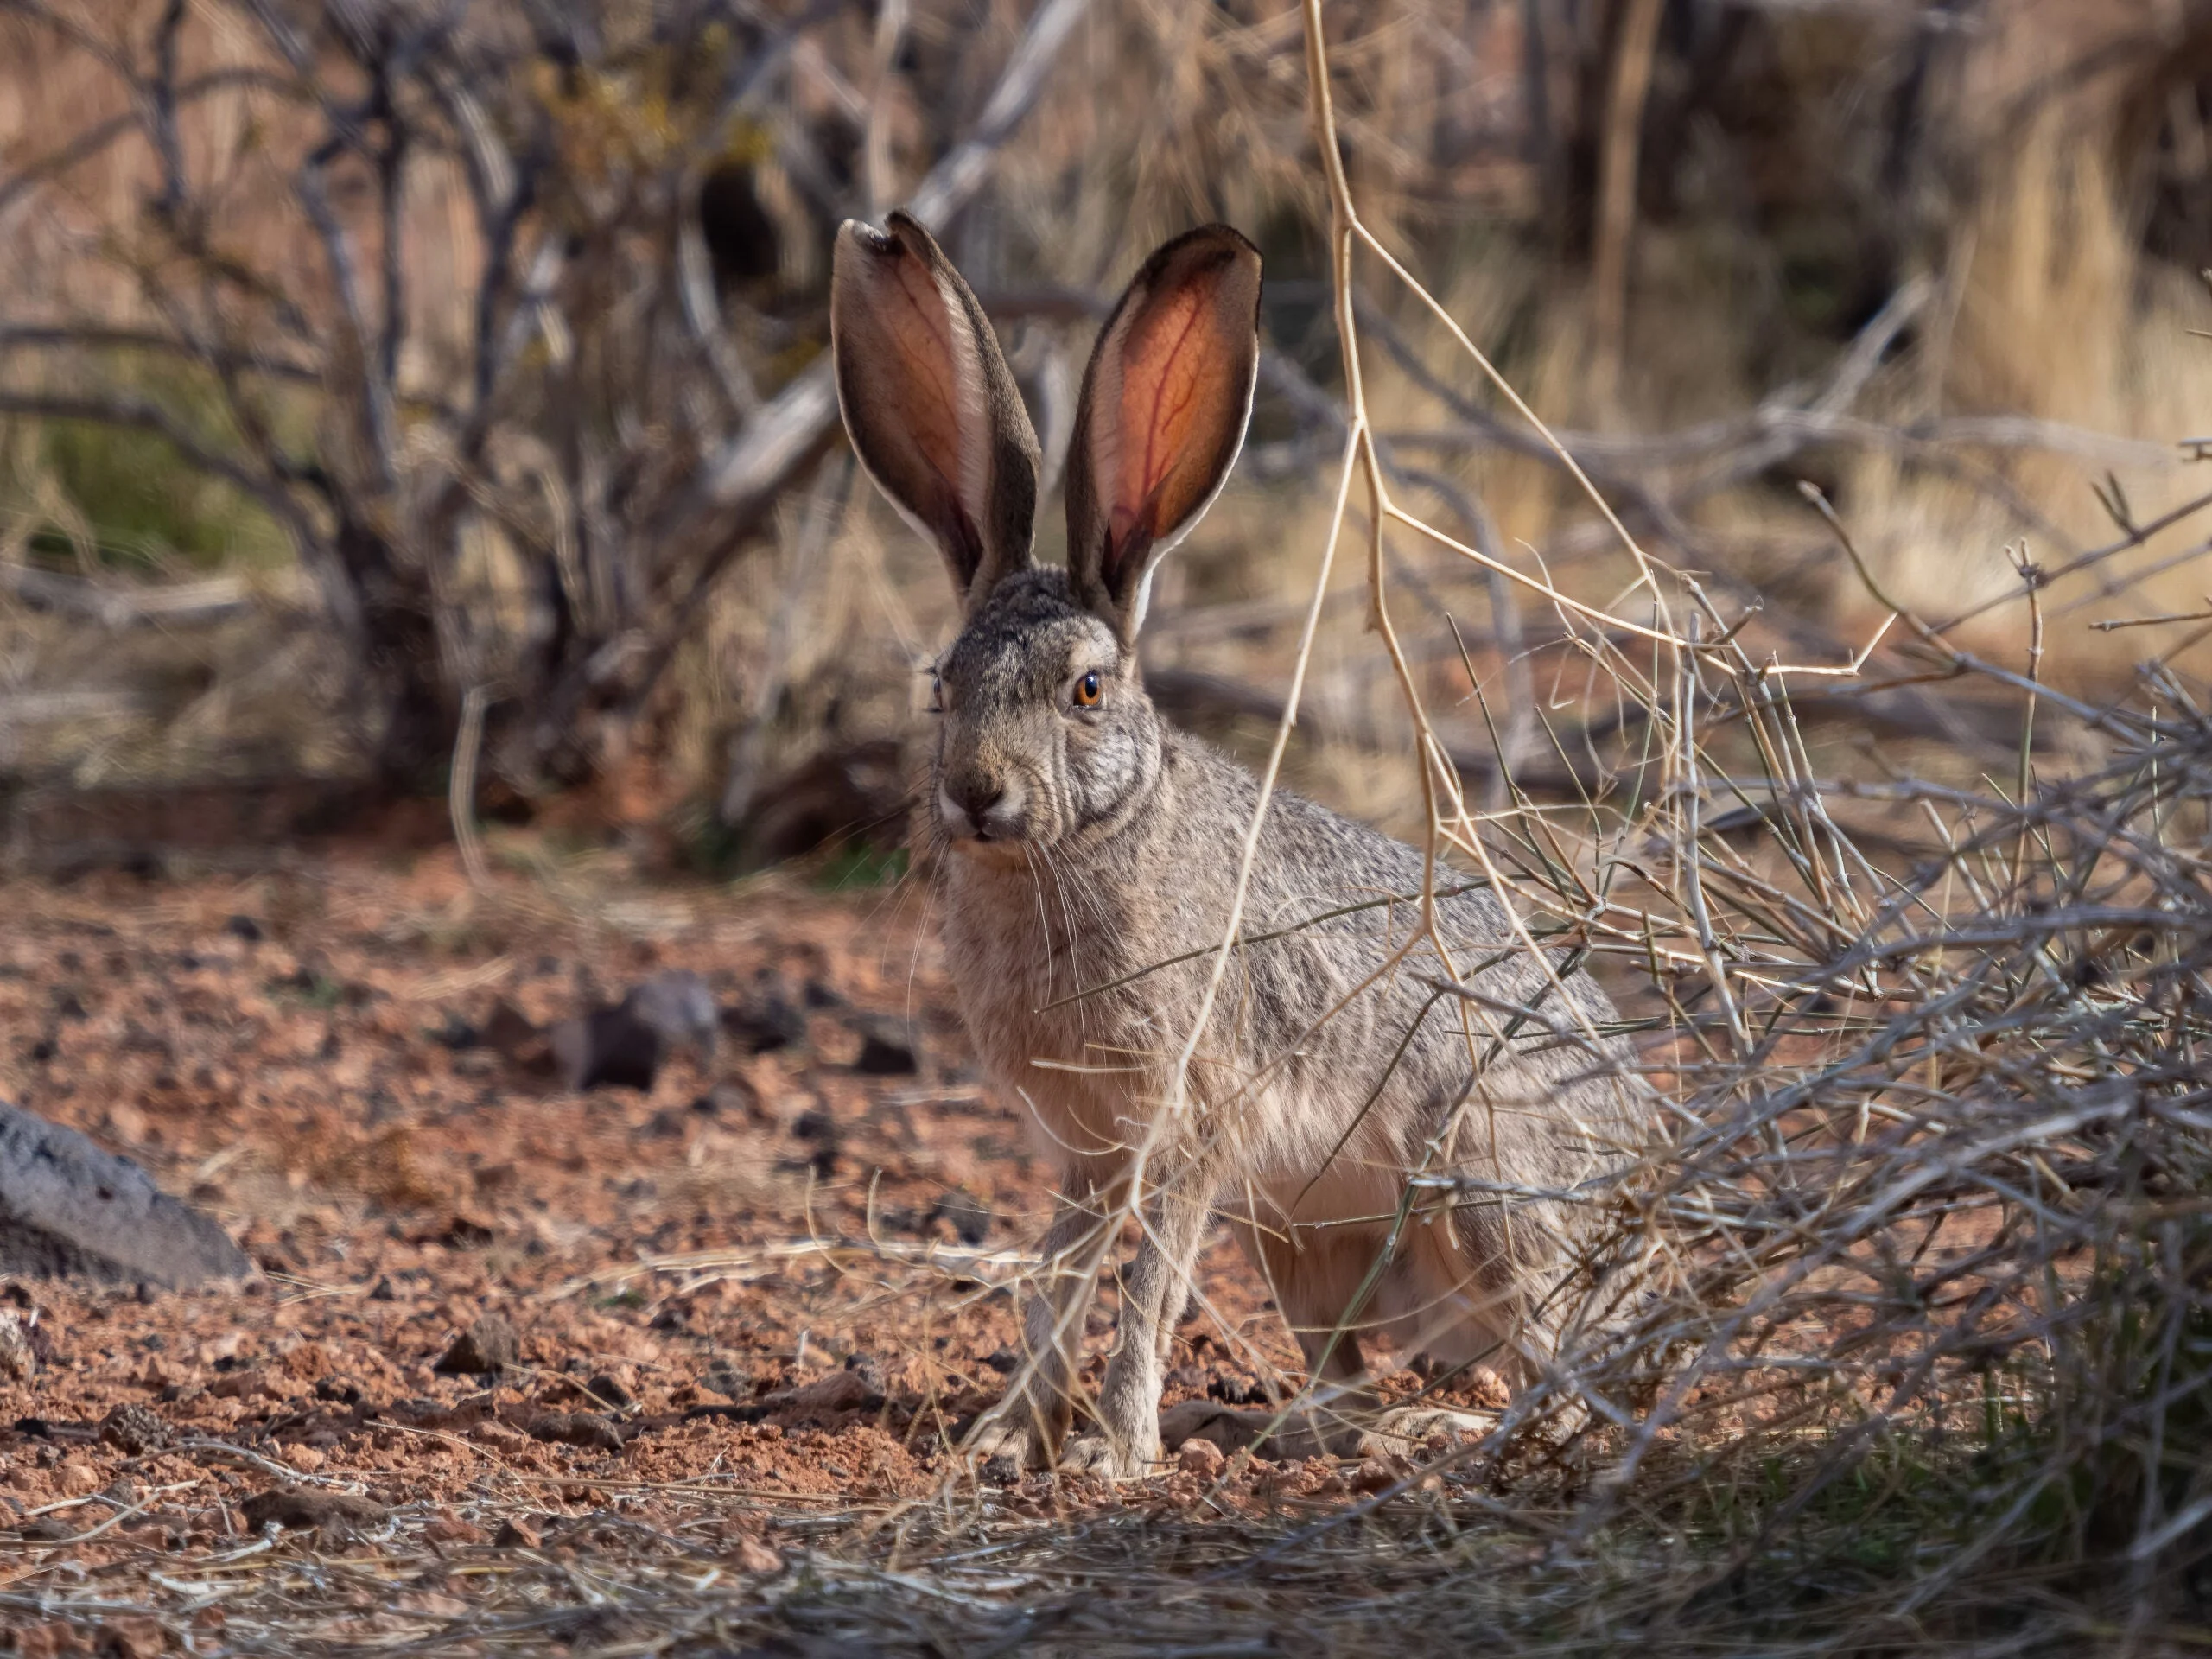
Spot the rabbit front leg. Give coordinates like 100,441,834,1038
965,1189,1107,1475
1063,1167,1214,1481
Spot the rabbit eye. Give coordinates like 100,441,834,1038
1072,670,1103,709
925,667,944,715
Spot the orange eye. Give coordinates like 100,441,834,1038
1073,670,1103,708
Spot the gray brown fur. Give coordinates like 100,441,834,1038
832,215,1643,1478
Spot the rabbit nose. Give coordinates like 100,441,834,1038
950,776,1003,824
942,774,1020,840
957,777,1003,817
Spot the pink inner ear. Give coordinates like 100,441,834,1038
1095,274,1243,596
1114,289,1207,517
1127,294,1205,500
1103,480,1172,589
886,258,965,499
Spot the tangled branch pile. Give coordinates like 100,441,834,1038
1419,594,2212,1643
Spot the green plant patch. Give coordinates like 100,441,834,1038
20,365,292,574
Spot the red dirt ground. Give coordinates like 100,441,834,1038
0,844,1493,1651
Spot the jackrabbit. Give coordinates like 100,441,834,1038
831,213,1643,1478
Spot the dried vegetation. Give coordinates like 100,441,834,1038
6,0,2212,1653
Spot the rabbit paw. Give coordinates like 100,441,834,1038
963,1409,1055,1480
1058,1431,1154,1482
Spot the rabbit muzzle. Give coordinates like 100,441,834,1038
938,769,1032,849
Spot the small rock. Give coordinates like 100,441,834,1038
492,1516,540,1548
791,1108,840,1173
427,1012,480,1051
582,1373,632,1410
1206,1373,1268,1407
520,1412,624,1453
97,1402,170,1456
759,1363,884,1422
240,1486,388,1534
626,971,719,1058
1251,1459,1297,1495
432,1313,520,1376
702,1358,752,1400
482,1001,552,1075
93,1618,165,1659
931,1188,992,1245
1461,1366,1512,1410
729,1535,782,1574
550,1005,661,1092
1179,1437,1226,1478
692,1078,760,1119
221,915,264,943
721,987,806,1054
57,1460,102,1496
553,972,721,1094
842,1353,888,1395
284,1445,326,1474
0,1308,39,1382
423,1510,486,1545
849,1014,919,1076
473,1420,529,1452
1349,1453,1414,1496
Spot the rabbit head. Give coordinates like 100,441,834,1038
830,213,1262,860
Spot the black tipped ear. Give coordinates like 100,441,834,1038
1065,225,1262,642
831,212,1041,611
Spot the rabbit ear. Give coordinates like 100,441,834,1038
831,212,1040,610
1066,225,1262,640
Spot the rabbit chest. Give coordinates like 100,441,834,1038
936,852,1194,1172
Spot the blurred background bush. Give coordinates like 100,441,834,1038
3,0,2209,877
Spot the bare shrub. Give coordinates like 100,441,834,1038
0,0,1090,798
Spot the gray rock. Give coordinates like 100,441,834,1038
550,970,721,1093
0,1099,250,1287
626,970,719,1054
240,1486,388,1535
433,1311,521,1375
